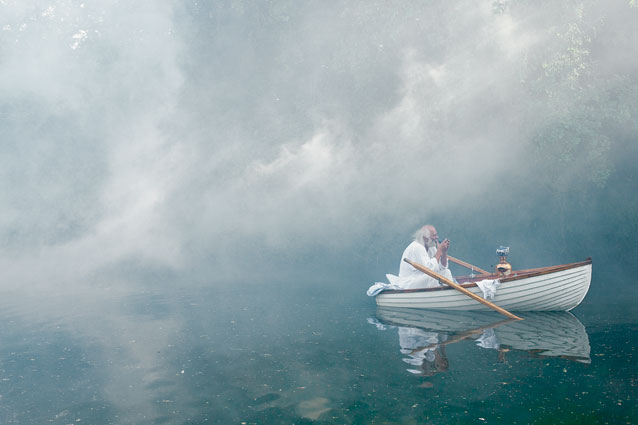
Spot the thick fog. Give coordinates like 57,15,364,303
1,0,637,287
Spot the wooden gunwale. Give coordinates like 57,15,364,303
380,258,592,294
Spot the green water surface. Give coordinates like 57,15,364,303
0,277,635,425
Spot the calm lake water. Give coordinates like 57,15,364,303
0,272,635,425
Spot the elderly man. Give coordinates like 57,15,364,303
397,224,453,289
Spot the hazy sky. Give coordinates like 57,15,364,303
1,0,637,285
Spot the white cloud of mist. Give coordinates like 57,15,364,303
1,0,636,285
1,0,185,283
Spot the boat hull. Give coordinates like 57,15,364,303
375,260,592,311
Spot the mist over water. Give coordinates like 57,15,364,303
1,1,637,423
1,0,636,287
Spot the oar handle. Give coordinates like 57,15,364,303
403,258,523,321
447,255,491,275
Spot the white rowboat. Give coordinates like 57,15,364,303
375,259,592,311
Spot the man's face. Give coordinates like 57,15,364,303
425,226,438,248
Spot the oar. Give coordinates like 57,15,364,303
447,255,491,276
403,258,523,321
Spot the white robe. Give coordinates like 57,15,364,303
392,241,454,289
367,241,500,297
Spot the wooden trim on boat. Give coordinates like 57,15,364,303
379,258,592,294
499,258,591,283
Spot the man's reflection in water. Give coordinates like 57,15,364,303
398,327,449,376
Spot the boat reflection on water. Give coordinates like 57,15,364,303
369,308,591,377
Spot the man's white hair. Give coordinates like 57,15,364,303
413,225,433,246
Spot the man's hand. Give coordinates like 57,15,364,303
436,238,450,267
437,238,450,253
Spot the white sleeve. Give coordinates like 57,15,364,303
424,248,447,273
401,243,447,277
417,248,442,273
